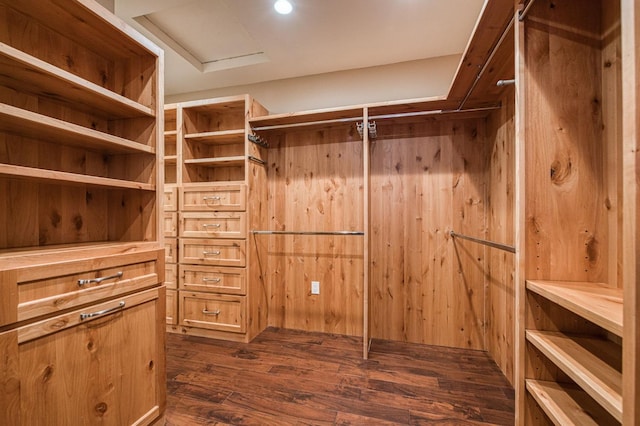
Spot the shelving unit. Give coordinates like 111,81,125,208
0,0,165,423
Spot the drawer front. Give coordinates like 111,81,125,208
166,289,177,324
179,239,246,267
164,186,178,211
15,250,163,323
165,263,178,289
164,212,178,237
180,292,245,333
180,212,246,239
165,238,178,264
180,265,246,295
180,185,246,211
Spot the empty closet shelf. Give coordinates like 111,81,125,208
252,230,364,236
184,157,245,167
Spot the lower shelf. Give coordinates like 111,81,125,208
526,380,618,426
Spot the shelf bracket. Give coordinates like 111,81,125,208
248,133,269,148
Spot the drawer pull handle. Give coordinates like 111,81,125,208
80,301,126,320
78,271,123,286
203,277,222,283
202,224,221,228
203,196,222,201
203,250,221,256
202,308,221,316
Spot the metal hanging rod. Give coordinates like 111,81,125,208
248,155,266,165
251,116,364,132
519,0,538,21
450,230,516,253
248,133,269,148
252,230,364,236
496,79,516,87
458,15,515,110
368,106,501,121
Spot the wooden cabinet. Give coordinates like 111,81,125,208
165,95,269,342
0,0,165,423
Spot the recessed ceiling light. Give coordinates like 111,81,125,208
274,0,293,15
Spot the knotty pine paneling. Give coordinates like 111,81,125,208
369,118,487,349
264,125,364,336
486,88,516,385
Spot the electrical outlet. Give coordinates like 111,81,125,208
311,281,320,295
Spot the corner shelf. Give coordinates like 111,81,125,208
183,157,246,168
526,280,623,337
184,129,245,144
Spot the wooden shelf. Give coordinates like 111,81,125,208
0,163,155,191
0,43,154,118
164,130,178,137
526,280,623,337
526,330,622,421
526,380,619,426
184,130,245,144
249,106,364,129
183,157,245,168
165,156,178,165
0,103,154,155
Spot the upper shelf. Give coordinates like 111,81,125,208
526,280,623,337
184,130,245,144
0,103,155,155
0,43,154,119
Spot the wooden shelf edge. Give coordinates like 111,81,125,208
526,280,623,337
526,330,622,422
183,157,245,167
0,103,155,155
526,380,619,426
0,42,154,118
0,163,155,191
184,129,245,143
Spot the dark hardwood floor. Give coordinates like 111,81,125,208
165,328,515,425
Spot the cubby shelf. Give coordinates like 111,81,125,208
526,380,618,426
184,129,245,144
0,103,154,154
0,164,155,191
526,330,622,422
183,157,245,167
526,280,623,337
0,43,154,118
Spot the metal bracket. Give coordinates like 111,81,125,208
248,133,269,148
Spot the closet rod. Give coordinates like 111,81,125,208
368,106,500,121
252,230,364,236
457,15,515,110
251,116,364,132
450,231,516,253
518,0,537,21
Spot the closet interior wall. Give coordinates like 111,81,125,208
262,124,365,336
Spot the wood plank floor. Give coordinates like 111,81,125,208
166,327,515,425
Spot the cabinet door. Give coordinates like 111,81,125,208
0,287,166,426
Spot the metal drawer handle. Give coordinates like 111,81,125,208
203,196,221,201
80,301,126,320
203,277,221,283
202,308,221,316
78,271,123,286
202,224,221,228
203,250,221,256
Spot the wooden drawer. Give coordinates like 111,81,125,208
180,265,246,295
166,288,177,325
179,239,246,267
0,287,165,425
165,238,177,264
180,212,246,239
179,291,246,334
164,186,178,211
180,185,246,211
164,212,178,238
2,249,163,325
165,263,178,290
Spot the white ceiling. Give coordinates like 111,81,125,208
115,0,486,97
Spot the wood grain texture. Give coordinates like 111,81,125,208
485,88,516,385
369,118,487,349
264,125,364,336
165,327,514,425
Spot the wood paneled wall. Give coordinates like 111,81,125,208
486,88,516,385
369,118,488,350
264,125,364,335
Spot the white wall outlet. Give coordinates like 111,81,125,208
311,280,320,295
